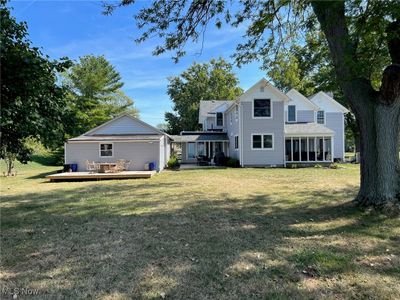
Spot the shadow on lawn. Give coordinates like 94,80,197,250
1,183,399,299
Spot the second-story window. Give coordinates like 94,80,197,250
288,105,296,122
253,99,271,118
216,112,223,126
317,110,325,124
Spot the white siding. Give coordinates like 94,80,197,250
225,108,240,160
65,141,161,171
90,116,158,135
325,112,345,160
241,101,285,166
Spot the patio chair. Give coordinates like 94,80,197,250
85,160,97,173
196,155,209,166
113,159,126,173
123,160,132,170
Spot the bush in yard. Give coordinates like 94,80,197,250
329,163,340,169
167,155,180,169
226,157,240,168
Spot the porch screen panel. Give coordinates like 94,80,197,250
308,138,316,161
285,138,292,162
324,138,332,161
197,142,205,156
317,137,324,161
301,138,307,161
293,138,300,161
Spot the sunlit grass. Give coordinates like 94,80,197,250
1,161,399,299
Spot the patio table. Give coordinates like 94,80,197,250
97,162,117,173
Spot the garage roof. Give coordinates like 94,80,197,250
68,134,162,142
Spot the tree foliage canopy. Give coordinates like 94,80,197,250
165,58,242,134
0,1,71,171
62,55,139,137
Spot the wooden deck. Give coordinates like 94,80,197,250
46,171,156,182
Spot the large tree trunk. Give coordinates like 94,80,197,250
356,99,400,208
312,1,400,210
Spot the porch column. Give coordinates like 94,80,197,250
291,137,293,162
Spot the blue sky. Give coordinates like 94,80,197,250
11,0,265,126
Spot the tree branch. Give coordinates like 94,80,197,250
386,19,400,64
311,1,356,83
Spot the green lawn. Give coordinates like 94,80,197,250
1,161,399,299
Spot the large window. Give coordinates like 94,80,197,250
317,110,325,124
234,136,239,150
188,142,196,159
100,143,113,157
252,134,274,149
253,99,271,118
216,112,223,126
288,105,296,122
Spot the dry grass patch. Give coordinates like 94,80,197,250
1,161,399,299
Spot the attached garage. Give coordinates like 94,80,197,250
65,114,172,172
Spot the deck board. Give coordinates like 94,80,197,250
46,171,156,181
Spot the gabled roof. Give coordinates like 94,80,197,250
286,88,320,110
68,134,162,142
198,100,233,123
309,92,349,113
70,114,171,141
208,102,233,114
239,78,290,102
284,123,334,136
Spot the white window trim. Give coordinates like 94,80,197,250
234,135,239,150
251,133,274,150
99,142,114,158
287,105,297,123
215,112,224,127
316,110,325,125
252,99,273,119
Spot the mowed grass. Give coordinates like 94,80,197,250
0,161,399,299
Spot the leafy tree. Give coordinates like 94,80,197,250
267,33,360,152
0,1,71,175
156,123,169,132
63,55,139,137
165,58,242,134
105,0,400,210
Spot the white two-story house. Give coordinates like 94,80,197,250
173,78,349,166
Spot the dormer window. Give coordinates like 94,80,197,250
253,99,271,118
288,105,296,122
317,110,325,124
216,112,223,126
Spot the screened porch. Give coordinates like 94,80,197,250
285,136,333,163
171,132,229,164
